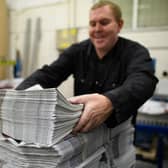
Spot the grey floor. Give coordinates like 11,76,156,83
136,160,168,168
135,136,168,168
135,147,168,168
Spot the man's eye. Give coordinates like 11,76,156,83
100,20,110,26
89,22,96,27
89,19,111,27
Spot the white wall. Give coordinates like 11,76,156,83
121,30,168,78
7,0,168,97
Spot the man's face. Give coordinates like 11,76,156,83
89,5,123,53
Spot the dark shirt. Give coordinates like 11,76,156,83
16,37,158,128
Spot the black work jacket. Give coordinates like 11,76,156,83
16,37,158,128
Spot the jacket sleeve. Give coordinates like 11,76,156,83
16,47,76,90
103,46,158,124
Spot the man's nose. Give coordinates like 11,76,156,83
95,23,103,31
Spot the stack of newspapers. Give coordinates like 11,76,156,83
0,118,135,168
0,85,135,168
0,85,83,146
0,125,108,168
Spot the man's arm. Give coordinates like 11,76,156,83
103,47,158,124
16,47,75,90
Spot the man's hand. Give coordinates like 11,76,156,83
68,93,113,133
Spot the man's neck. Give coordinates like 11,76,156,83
96,50,107,59
96,38,119,59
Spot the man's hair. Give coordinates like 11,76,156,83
90,0,122,22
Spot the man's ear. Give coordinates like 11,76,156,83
118,19,124,32
118,19,124,33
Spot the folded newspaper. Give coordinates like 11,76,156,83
0,125,107,168
0,85,83,146
0,119,134,168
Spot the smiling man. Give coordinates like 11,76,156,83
16,1,158,167
89,2,123,59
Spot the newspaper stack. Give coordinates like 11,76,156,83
0,125,107,168
0,86,135,168
0,86,83,146
0,119,135,168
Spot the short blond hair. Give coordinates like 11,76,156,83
90,0,122,22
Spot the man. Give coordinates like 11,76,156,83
16,1,158,167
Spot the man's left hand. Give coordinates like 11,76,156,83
68,93,113,133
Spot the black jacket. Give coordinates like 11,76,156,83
16,37,158,128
